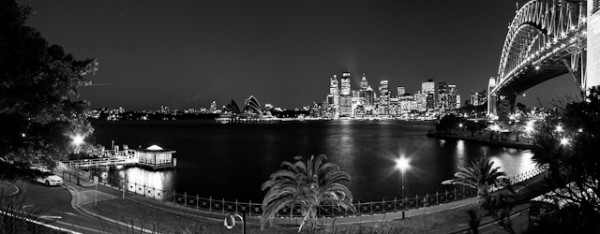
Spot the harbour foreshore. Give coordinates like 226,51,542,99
426,131,536,150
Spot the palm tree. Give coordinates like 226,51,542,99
442,157,508,198
260,154,356,232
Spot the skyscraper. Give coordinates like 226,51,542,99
341,72,351,96
329,75,340,117
210,101,218,113
360,73,369,91
437,82,448,110
339,72,352,116
397,86,406,97
379,80,390,115
447,84,458,110
364,86,375,114
422,79,435,110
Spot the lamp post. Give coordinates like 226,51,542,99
395,156,410,219
71,134,85,185
71,134,84,157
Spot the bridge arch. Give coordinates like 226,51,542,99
489,0,588,119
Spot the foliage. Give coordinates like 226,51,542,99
529,87,600,231
464,208,482,234
464,121,487,137
435,114,461,134
442,157,509,198
261,155,356,232
481,193,517,234
0,0,97,169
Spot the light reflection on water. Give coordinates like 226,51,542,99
93,120,536,201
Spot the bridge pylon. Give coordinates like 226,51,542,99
588,0,600,95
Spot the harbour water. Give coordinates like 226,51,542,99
91,120,535,202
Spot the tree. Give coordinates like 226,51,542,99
0,0,97,169
529,87,600,232
464,208,482,234
261,155,356,232
436,114,461,134
465,120,487,137
443,157,518,234
443,157,509,198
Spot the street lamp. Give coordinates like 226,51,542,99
71,134,85,160
560,137,569,146
395,156,411,219
71,134,84,146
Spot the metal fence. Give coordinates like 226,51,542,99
60,163,548,218
168,187,479,218
490,164,549,192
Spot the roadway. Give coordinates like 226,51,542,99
13,180,133,234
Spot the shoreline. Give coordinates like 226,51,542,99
426,132,535,150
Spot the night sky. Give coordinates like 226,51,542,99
19,0,580,110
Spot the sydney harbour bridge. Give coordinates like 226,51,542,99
487,0,600,120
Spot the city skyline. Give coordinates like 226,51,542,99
20,0,581,110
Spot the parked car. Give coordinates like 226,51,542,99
35,172,63,186
30,167,63,186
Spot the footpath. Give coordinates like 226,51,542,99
52,168,551,234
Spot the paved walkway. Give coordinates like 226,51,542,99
54,167,551,233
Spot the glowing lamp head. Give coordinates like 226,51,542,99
555,125,563,132
71,135,84,146
395,157,411,172
560,137,569,146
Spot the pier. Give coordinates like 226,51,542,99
62,144,176,170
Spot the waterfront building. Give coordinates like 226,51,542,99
470,90,487,106
136,145,176,170
456,94,462,109
414,91,427,112
399,94,417,114
389,97,399,116
339,95,353,117
210,101,218,113
160,105,170,114
243,95,262,116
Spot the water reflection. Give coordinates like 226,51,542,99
93,120,536,201
100,167,175,192
454,140,466,166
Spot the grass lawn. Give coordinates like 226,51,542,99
0,181,18,196
83,196,530,234
83,198,298,234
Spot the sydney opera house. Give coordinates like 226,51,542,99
218,95,275,121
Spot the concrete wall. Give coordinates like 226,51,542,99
588,0,600,94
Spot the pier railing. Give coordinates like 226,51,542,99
60,163,548,218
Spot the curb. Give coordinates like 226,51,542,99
62,183,156,234
0,181,20,197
